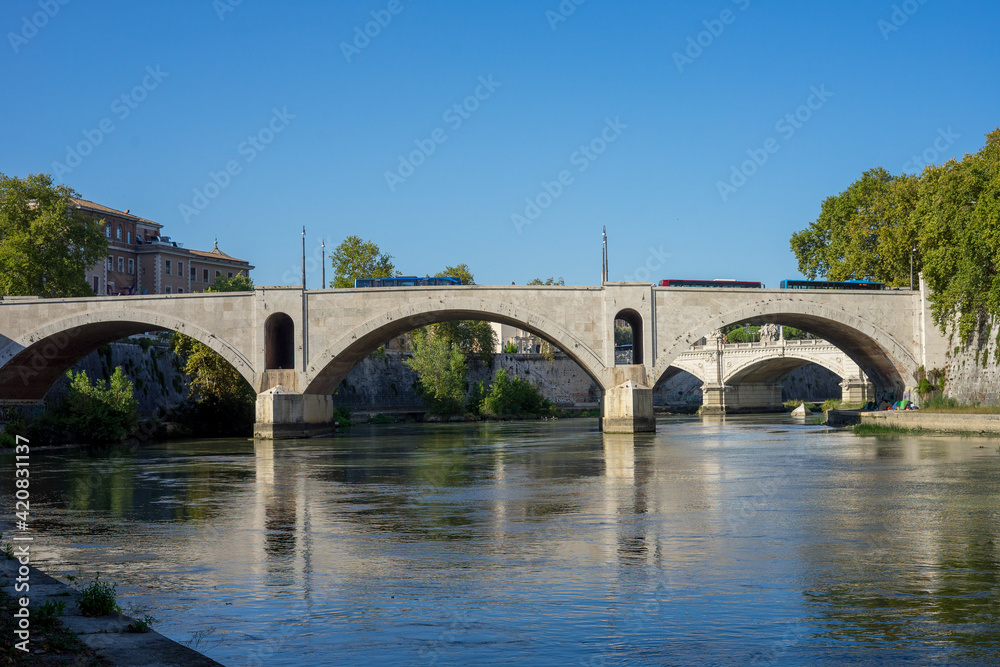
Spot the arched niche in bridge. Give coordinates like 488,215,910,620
265,313,295,370
614,309,643,365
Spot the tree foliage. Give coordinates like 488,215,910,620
0,173,107,297
29,367,138,444
431,265,497,364
789,128,1000,353
476,369,551,418
527,277,565,286
330,235,395,288
789,167,919,286
403,327,468,415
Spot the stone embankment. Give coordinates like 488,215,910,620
1,559,220,665
827,409,1000,434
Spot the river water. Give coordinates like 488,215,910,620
3,416,1000,665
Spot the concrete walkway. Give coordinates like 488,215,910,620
827,409,1000,434
1,559,221,666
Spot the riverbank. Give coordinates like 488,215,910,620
0,558,221,665
827,409,1000,435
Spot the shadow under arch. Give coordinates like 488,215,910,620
0,309,254,402
724,350,847,385
652,303,917,395
303,302,609,395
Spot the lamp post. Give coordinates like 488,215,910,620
301,226,306,289
602,226,608,284
321,239,326,288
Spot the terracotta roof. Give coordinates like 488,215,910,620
188,245,252,266
70,197,162,228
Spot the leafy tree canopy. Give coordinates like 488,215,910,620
206,273,254,293
431,265,497,363
403,327,468,415
437,263,475,285
527,277,565,285
789,128,1000,353
330,235,395,288
0,173,107,297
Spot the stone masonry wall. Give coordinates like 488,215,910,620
944,323,1000,406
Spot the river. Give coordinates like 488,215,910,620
3,416,1000,665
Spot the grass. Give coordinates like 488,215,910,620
854,423,922,436
77,574,120,617
918,396,1000,414
127,614,158,633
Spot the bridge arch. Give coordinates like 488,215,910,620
722,346,849,385
652,301,917,396
303,297,609,395
0,308,254,401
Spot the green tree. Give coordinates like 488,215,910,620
0,173,107,297
330,235,395,288
789,168,920,286
527,277,565,286
478,369,551,418
913,129,1000,349
404,327,468,415
29,367,138,444
170,275,256,434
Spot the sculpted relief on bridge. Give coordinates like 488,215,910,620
0,282,946,435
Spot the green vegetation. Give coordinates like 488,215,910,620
329,235,395,288
170,275,256,436
405,327,469,415
333,404,354,427
0,172,108,297
28,367,138,445
127,614,158,633
790,129,1000,357
77,574,120,616
919,396,1000,414
474,369,553,419
502,341,518,354
853,423,922,436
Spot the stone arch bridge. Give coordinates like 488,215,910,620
0,282,947,435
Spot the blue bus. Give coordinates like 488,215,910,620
659,279,763,288
779,279,884,290
354,276,462,288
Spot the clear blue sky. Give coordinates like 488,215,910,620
4,0,998,288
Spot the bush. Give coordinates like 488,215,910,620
77,574,120,616
478,369,552,418
29,367,138,445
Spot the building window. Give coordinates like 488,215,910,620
105,224,111,238
216,271,221,278
93,276,99,293
117,225,122,240
128,258,135,274
107,256,113,270
165,286,171,294
165,260,172,275
203,269,209,282
177,287,184,294
228,272,233,279
178,262,183,276
127,231,131,244
118,257,124,272
190,267,196,280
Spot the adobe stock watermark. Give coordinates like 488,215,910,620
900,127,958,173
179,107,295,224
384,75,501,192
716,84,833,202
7,0,71,54
622,246,670,283
546,0,585,31
50,66,169,179
213,0,242,21
673,0,751,73
511,117,628,233
877,0,930,41
340,0,411,63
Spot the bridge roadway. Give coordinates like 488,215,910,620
0,282,948,434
